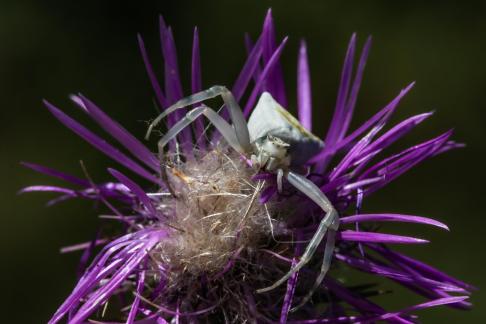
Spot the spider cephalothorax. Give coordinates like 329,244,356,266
251,135,291,171
146,85,339,311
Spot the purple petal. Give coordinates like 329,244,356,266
243,36,289,116
320,174,351,194
340,213,449,230
361,131,452,194
159,17,192,152
259,185,277,204
406,295,469,310
212,247,243,280
49,237,135,323
244,33,262,84
232,35,263,101
370,244,476,291
69,238,158,324
191,27,206,148
212,32,264,131
338,82,415,151
137,34,167,109
19,185,76,196
434,140,465,155
287,315,360,323
60,239,108,254
368,296,469,322
75,95,159,171
252,172,275,181
43,100,160,185
335,253,413,281
279,235,302,324
280,256,300,323
324,277,411,323
21,162,89,187
359,112,434,159
329,117,386,181
55,229,166,323
126,268,146,324
341,177,383,192
297,40,312,131
294,299,456,323
362,247,470,299
324,34,356,148
46,194,76,206
213,30,264,135
261,9,287,106
108,168,157,217
141,302,220,318
310,82,415,165
338,230,429,244
75,232,102,278
159,18,183,103
339,36,372,140
360,130,452,180
335,253,464,293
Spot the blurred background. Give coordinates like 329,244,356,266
1,0,485,322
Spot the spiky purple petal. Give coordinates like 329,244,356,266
340,36,372,140
339,230,429,244
311,82,415,165
137,34,167,109
243,36,288,116
297,40,312,131
108,168,157,216
75,95,159,171
261,9,287,106
21,162,89,187
340,213,449,230
159,17,192,152
324,34,356,151
232,35,263,102
43,100,160,185
191,27,206,148
126,265,146,324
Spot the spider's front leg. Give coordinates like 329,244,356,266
256,171,339,299
146,85,251,153
157,105,247,155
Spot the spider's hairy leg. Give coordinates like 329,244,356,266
146,86,251,152
158,105,246,155
256,171,339,294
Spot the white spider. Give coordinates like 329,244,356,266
146,86,339,309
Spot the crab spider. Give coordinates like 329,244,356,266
146,86,339,308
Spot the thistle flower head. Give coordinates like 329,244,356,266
22,9,474,324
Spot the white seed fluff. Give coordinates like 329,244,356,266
151,148,279,287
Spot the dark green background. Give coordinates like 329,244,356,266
2,1,484,322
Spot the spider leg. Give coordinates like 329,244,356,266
290,227,337,312
158,105,246,155
256,171,339,294
147,85,251,152
277,168,284,193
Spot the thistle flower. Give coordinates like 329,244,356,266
22,10,474,324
